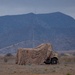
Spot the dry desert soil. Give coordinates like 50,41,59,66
0,55,75,75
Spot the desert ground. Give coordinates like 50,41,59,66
0,53,75,75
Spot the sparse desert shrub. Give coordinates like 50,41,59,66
64,64,67,66
5,53,13,57
44,68,48,71
13,71,16,73
66,73,71,75
52,70,56,72
4,57,8,62
4,53,13,62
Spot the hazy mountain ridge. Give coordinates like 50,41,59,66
0,12,75,54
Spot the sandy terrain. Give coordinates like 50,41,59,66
0,55,75,75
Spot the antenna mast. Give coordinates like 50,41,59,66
32,26,35,48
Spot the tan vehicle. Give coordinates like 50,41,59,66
44,51,58,64
16,43,58,65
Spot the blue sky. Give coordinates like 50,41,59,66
0,0,75,18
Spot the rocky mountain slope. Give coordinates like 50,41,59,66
0,12,75,54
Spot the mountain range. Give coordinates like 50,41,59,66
0,12,75,54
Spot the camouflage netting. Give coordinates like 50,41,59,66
16,43,53,65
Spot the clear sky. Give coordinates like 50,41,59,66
0,0,75,18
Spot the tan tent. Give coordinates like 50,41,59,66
16,43,57,65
